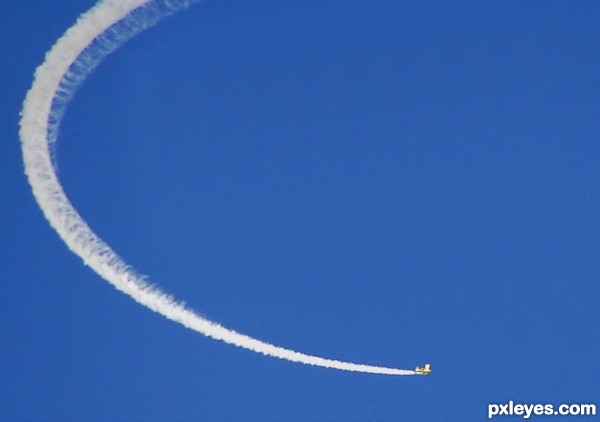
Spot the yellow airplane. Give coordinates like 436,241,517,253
415,363,431,375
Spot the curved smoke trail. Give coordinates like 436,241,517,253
20,0,415,376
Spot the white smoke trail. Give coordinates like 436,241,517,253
19,0,415,376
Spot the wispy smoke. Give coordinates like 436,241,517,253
19,0,415,375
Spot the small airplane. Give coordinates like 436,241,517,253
415,363,431,375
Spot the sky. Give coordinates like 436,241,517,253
1,1,599,420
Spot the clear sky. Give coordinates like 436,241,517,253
2,1,599,420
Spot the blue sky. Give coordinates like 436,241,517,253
2,1,599,420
